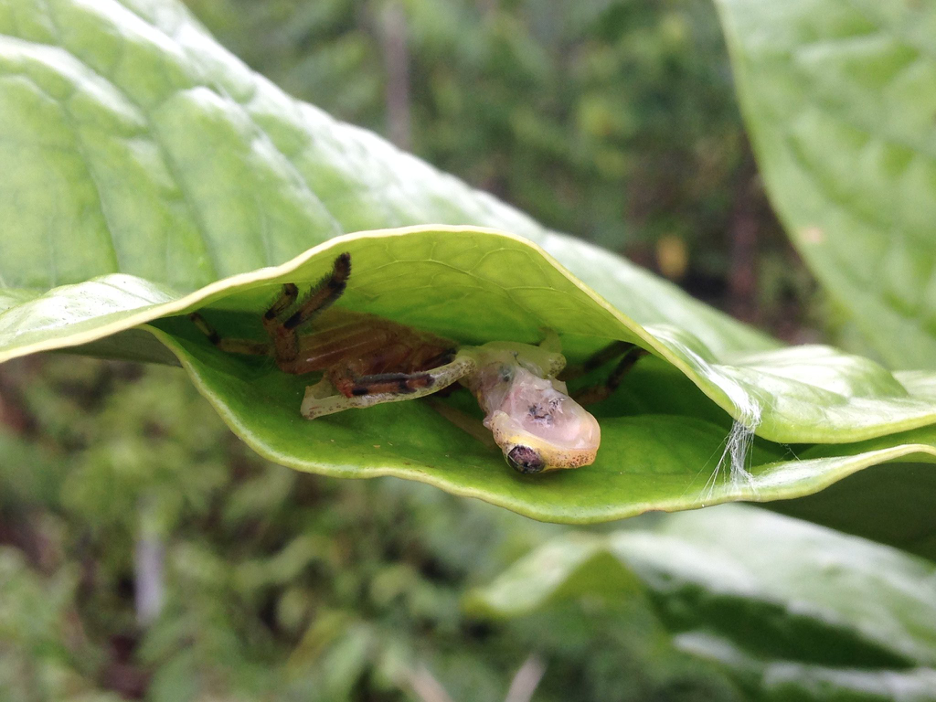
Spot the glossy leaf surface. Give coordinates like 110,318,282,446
716,0,936,369
468,505,936,699
0,0,766,357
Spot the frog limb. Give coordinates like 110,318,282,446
301,352,476,419
536,328,562,354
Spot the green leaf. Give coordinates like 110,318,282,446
715,0,936,370
767,460,936,561
467,505,936,700
2,0,936,535
0,0,767,357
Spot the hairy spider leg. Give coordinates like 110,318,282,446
188,311,273,356
574,341,649,405
603,345,649,392
188,254,353,360
328,346,438,398
582,340,639,372
266,253,352,364
339,370,434,396
261,283,299,329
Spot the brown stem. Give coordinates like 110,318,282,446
728,156,760,324
380,1,412,151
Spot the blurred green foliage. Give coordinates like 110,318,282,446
0,357,744,700
183,0,812,332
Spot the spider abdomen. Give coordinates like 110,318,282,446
283,310,457,398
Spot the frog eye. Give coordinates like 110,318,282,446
506,445,546,474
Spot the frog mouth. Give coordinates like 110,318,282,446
485,367,601,472
456,340,602,473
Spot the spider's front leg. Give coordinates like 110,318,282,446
187,253,349,361
266,253,352,371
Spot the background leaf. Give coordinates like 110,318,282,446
715,0,936,369
468,505,936,700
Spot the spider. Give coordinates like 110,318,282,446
190,253,645,474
